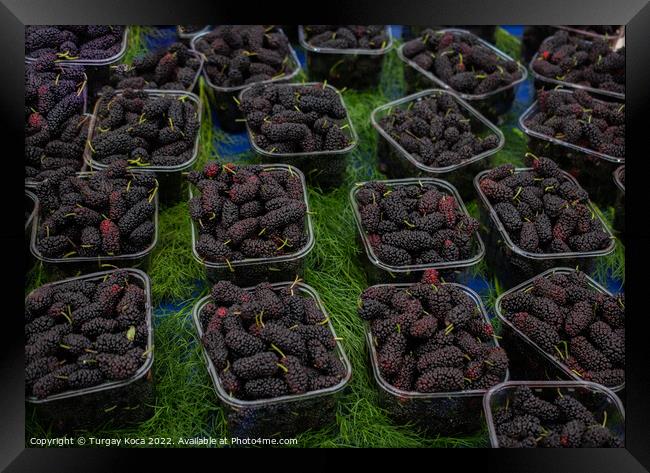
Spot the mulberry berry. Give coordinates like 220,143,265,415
97,349,145,381
510,312,560,353
244,377,289,400
377,332,407,377
588,321,624,365
225,329,265,357
494,202,522,233
570,336,612,372
555,395,596,425
375,244,411,266
232,352,279,380
260,322,306,357
564,301,595,337
512,386,560,422
415,367,464,392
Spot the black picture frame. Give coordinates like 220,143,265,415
3,0,648,470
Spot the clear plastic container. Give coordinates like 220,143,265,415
519,89,624,207
241,82,358,190
26,268,155,432
474,168,616,289
30,172,159,277
494,267,624,393
613,166,625,240
398,28,528,121
192,281,352,438
528,48,625,101
190,164,315,286
298,25,393,89
190,27,301,133
484,380,625,448
26,27,130,99
365,282,509,436
350,178,485,285
25,190,37,270
84,89,202,205
371,89,505,196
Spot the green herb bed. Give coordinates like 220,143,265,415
26,26,624,447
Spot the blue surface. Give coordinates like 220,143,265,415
502,25,524,38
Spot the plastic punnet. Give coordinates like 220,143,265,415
241,82,358,189
474,167,616,288
350,178,485,285
613,166,625,239
26,27,130,98
402,26,496,43
528,45,625,101
398,28,528,120
26,268,155,432
25,190,37,270
30,172,159,276
519,89,624,207
189,164,315,286
190,27,301,133
112,49,205,93
365,282,509,435
176,25,212,43
192,281,352,438
24,68,91,186
484,380,625,447
371,89,504,196
494,267,624,392
84,89,202,204
554,25,625,45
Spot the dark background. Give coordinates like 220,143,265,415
2,0,648,470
